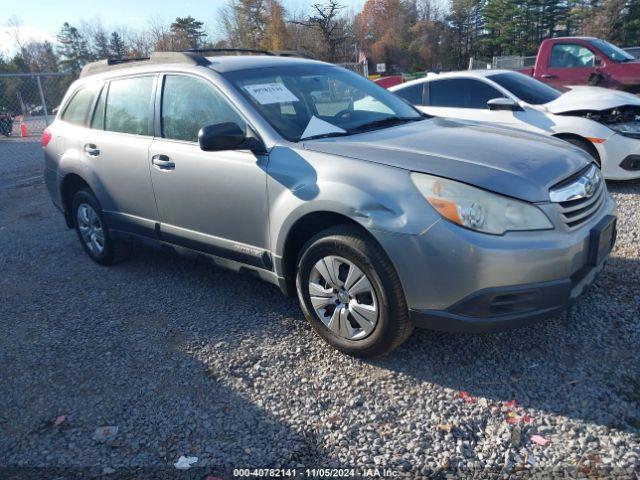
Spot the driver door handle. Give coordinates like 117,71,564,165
84,143,100,156
541,74,557,79
152,154,175,170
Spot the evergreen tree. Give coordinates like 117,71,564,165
92,28,111,60
56,22,92,74
109,32,127,59
170,16,207,49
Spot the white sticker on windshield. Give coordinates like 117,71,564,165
300,116,346,140
243,83,299,105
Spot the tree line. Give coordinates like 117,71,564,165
1,0,639,78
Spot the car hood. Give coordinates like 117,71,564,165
302,117,590,203
543,86,640,114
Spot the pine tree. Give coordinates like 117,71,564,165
109,32,127,60
93,28,111,60
170,16,207,49
56,22,92,74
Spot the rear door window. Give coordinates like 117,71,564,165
104,76,154,136
428,79,504,109
393,83,425,105
61,86,97,126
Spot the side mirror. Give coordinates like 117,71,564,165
198,122,246,152
487,97,522,111
594,57,602,66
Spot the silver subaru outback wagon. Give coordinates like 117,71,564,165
44,50,617,357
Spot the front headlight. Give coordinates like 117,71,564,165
411,172,553,235
607,121,640,139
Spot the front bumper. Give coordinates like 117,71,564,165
597,133,640,180
373,195,617,333
409,257,608,332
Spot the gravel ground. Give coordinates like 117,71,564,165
1,140,639,478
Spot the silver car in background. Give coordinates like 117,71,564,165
43,51,617,357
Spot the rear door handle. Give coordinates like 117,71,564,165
152,154,175,170
84,143,100,156
541,74,557,79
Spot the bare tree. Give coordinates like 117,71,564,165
289,1,347,61
7,16,23,51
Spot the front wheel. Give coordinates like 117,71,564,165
295,226,413,357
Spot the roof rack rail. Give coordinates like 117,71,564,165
80,51,211,78
106,56,150,66
271,50,315,59
79,48,315,78
186,48,275,56
185,48,314,59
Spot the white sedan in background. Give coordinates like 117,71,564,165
390,70,640,180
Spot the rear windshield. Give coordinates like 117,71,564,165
487,72,561,105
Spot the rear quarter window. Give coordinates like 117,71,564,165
61,86,98,126
393,83,425,105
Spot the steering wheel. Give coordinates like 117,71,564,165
333,109,353,121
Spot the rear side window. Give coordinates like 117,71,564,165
104,76,154,136
429,79,504,109
61,87,97,126
394,83,425,105
161,75,245,142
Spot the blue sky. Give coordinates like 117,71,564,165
0,0,366,54
3,0,366,35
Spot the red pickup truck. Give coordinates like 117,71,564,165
518,37,640,92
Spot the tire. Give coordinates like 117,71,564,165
295,225,413,358
561,136,601,167
71,189,129,265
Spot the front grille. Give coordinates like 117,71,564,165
553,167,606,229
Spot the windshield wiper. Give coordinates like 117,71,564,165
301,131,349,141
348,116,424,134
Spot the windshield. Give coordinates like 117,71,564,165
488,72,561,105
223,64,422,141
590,39,635,62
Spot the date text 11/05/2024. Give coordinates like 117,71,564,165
232,468,400,477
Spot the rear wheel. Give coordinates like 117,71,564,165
295,226,413,357
71,189,129,265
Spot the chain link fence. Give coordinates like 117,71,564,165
491,55,537,70
337,62,369,77
0,73,74,142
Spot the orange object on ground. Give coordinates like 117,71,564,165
19,115,27,137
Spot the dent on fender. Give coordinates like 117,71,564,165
268,147,414,232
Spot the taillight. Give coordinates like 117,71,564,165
42,128,52,147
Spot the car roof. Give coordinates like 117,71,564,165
390,69,516,90
206,55,329,73
545,36,598,42
80,51,331,78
